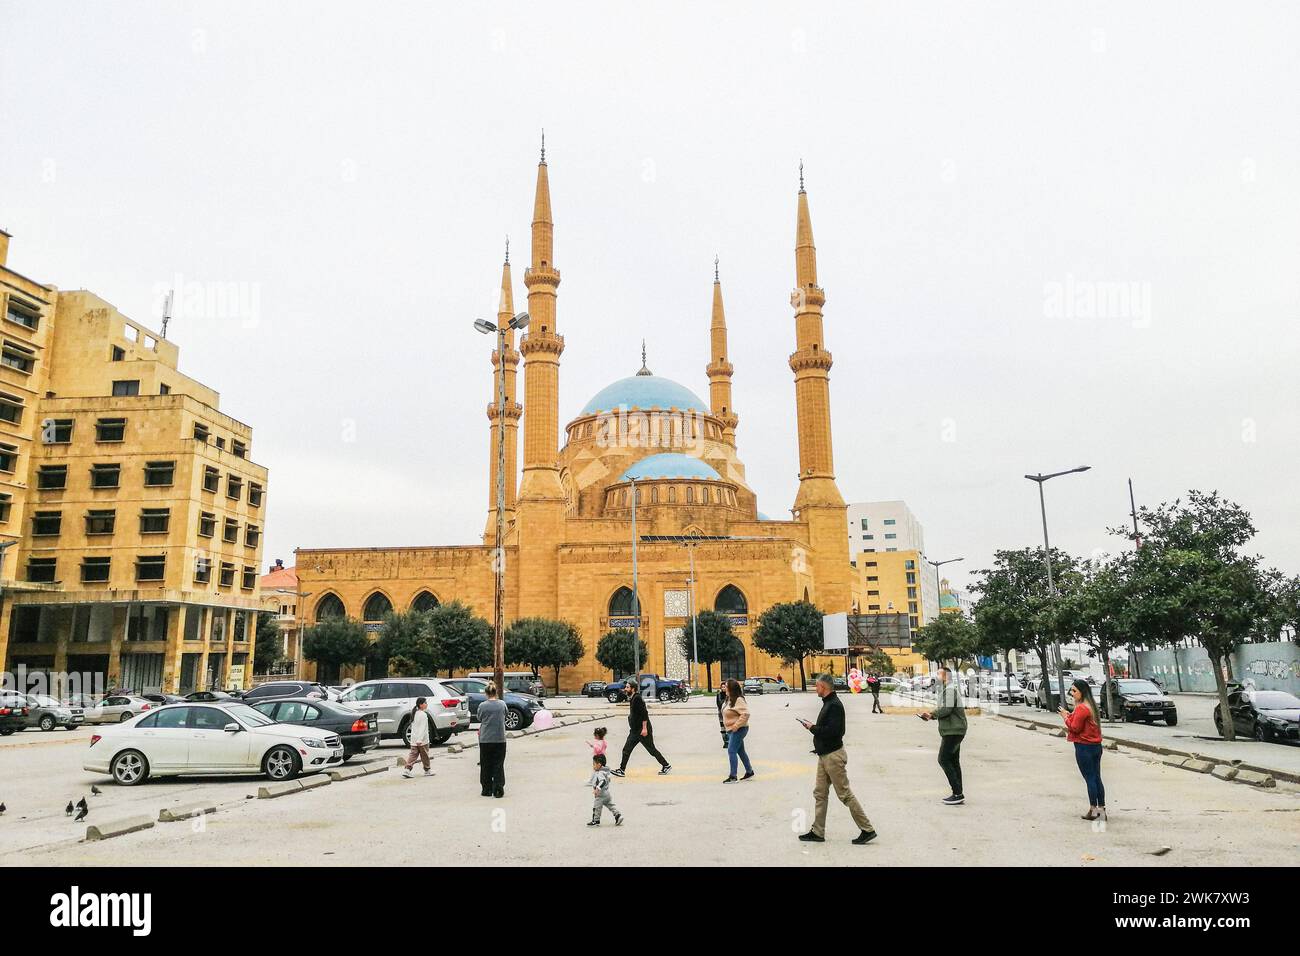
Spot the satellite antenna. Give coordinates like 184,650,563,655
161,289,174,339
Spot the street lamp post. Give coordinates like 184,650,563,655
1025,465,1091,711
629,476,641,678
475,310,530,693
682,537,700,687
925,555,964,692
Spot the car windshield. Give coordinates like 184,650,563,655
31,695,60,706
223,703,276,727
1118,680,1162,695
1253,691,1300,710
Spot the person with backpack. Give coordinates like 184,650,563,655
919,666,966,805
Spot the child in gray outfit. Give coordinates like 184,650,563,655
587,754,623,827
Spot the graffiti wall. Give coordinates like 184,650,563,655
1135,641,1300,694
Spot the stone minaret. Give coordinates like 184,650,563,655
484,241,522,540
707,257,739,445
788,165,850,611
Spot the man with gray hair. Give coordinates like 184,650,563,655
797,673,877,845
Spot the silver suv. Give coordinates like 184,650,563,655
337,678,469,746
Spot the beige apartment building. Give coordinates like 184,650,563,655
0,230,268,694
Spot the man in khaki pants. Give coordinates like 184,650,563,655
797,674,877,845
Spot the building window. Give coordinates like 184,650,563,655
95,418,127,442
226,474,243,500
159,383,170,395
905,559,916,570
136,555,166,582
868,604,880,611
1,340,35,373
0,392,23,424
81,557,111,583
26,557,57,583
865,561,878,567
202,466,219,493
248,482,264,507
241,566,256,590
223,518,238,543
193,555,212,584
214,436,225,450
143,461,175,486
140,508,170,534
32,510,62,536
884,533,897,540
863,534,874,540
111,380,140,397
0,492,11,523
85,509,116,535
90,463,121,489
908,587,917,599
110,345,125,361
193,423,210,443
910,615,920,630
198,511,216,537
245,524,260,548
219,562,235,588
232,439,246,458
42,418,73,444
37,465,67,490
884,519,896,525
909,601,918,614
906,572,917,585
867,589,880,596
866,575,879,582
5,298,41,330
860,518,868,530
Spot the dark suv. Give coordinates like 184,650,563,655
0,691,31,736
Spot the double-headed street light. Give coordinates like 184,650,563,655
1025,465,1091,710
474,310,530,693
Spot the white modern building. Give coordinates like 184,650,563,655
846,500,926,554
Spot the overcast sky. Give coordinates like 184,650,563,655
3,2,1297,593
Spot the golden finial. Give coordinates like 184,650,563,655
504,235,510,264
714,255,719,283
540,128,546,164
799,159,805,193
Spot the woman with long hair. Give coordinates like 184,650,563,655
721,678,754,783
1060,679,1106,822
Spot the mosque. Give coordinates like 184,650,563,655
295,144,861,690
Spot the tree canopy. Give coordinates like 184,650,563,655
753,600,825,690
676,609,742,691
505,617,586,691
595,630,649,678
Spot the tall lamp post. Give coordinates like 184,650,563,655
681,536,701,688
925,556,964,690
1025,465,1091,710
474,310,530,693
628,476,641,678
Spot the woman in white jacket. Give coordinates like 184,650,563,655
402,697,436,778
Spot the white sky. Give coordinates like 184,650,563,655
2,1,1297,593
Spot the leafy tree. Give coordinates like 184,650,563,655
1051,555,1140,719
676,609,742,691
376,610,438,674
505,617,585,692
753,600,825,691
387,654,420,677
913,612,978,668
253,612,283,674
302,617,370,676
426,601,493,676
861,647,895,676
595,630,649,678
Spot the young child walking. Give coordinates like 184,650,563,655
586,726,608,759
402,697,435,778
586,753,623,827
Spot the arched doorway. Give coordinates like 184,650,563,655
714,585,749,683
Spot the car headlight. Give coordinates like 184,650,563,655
300,737,326,749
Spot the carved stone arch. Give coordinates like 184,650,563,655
361,590,394,622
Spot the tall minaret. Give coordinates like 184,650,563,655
484,239,522,540
788,164,850,611
515,133,567,620
706,257,739,444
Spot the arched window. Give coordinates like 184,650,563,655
314,593,345,622
410,590,439,612
608,586,637,617
362,592,393,621
715,584,748,615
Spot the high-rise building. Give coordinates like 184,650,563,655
0,232,268,695
846,500,926,554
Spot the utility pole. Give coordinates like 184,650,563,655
630,476,641,678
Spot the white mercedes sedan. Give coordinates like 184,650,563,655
84,701,344,786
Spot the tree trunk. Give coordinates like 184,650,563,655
554,665,562,695
797,657,807,691
1211,651,1235,741
706,663,713,692
1036,646,1052,710
1100,646,1116,721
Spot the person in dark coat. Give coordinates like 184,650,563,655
797,674,877,845
611,680,671,776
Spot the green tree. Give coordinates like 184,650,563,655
426,601,493,676
1052,555,1140,719
505,617,585,692
376,610,438,674
676,609,742,691
253,612,283,674
861,647,895,676
913,612,978,668
753,600,824,691
594,630,649,678
302,617,370,678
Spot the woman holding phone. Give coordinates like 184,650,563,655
1060,678,1106,823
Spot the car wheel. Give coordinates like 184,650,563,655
1213,714,1224,735
39,715,56,731
505,707,524,731
1165,715,1178,727
399,718,412,748
0,728,14,736
111,749,149,786
780,686,790,693
1253,722,1271,743
432,728,452,745
118,712,133,722
263,745,301,781
606,691,621,704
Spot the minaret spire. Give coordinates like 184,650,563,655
485,246,523,538
707,258,738,443
636,339,652,376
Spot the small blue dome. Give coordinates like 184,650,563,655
581,375,709,416
621,453,721,481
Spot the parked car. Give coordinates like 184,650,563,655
84,702,343,786
1099,679,1178,725
601,674,687,703
467,671,545,698
980,675,1027,704
184,690,233,702
0,691,31,736
240,681,335,704
580,681,608,698
743,676,791,695
1214,687,1300,743
337,678,469,746
25,694,83,731
140,692,187,706
83,694,155,725
250,697,381,758
442,678,541,731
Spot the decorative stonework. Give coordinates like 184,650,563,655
663,626,688,681
664,589,689,617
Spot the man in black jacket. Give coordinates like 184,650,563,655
797,674,877,845
612,680,671,776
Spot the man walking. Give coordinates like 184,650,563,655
867,673,883,714
797,674,877,845
920,666,967,805
612,679,671,777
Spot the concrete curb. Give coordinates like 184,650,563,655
158,804,216,823
257,780,304,799
1233,769,1276,788
300,774,331,791
1211,765,1238,781
85,815,155,841
328,763,389,782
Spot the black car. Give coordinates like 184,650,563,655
240,681,335,704
580,681,608,698
1098,678,1178,725
251,697,381,758
0,691,30,736
442,678,540,731
184,690,234,702
141,692,187,706
1214,687,1300,743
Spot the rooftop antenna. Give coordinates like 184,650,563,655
160,288,174,339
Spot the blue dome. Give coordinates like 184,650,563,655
581,375,709,416
621,453,721,481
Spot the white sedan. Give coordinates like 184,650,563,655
82,694,156,725
84,702,344,786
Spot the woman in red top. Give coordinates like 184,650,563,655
1059,679,1106,822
